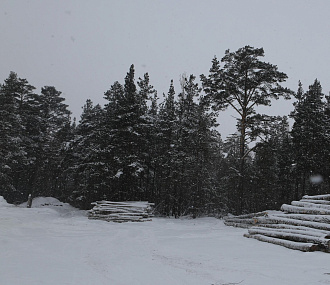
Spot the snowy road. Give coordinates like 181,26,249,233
1,197,329,285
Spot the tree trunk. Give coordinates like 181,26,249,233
248,228,330,247
27,194,32,208
238,111,247,214
244,234,319,252
281,204,330,215
225,193,330,252
88,201,154,222
300,199,330,205
291,201,330,210
303,194,330,201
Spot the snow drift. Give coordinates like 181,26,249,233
1,197,330,285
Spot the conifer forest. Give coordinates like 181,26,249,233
1,46,330,216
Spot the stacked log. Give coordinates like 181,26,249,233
88,201,154,223
224,194,330,252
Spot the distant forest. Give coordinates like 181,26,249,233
1,46,330,216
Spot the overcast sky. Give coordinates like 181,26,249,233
1,0,330,137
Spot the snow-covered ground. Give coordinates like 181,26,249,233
1,196,329,285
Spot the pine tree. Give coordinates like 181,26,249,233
32,86,72,198
201,46,293,213
154,76,223,216
182,76,223,215
0,72,27,202
15,77,43,201
291,79,329,196
0,72,46,202
154,80,179,215
251,116,293,211
137,73,158,200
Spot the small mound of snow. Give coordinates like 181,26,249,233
28,197,66,208
20,197,83,217
0,196,11,207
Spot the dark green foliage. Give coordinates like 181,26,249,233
0,72,27,202
291,80,330,196
201,46,293,214
64,100,106,209
0,73,72,204
151,76,223,216
1,47,329,216
251,116,293,211
35,86,72,197
103,65,148,201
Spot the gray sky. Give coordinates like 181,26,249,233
1,0,330,137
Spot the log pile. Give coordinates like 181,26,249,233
88,201,154,223
224,194,330,252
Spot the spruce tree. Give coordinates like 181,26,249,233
291,79,329,196
103,65,149,201
0,72,27,202
31,86,72,198
0,72,44,202
251,116,293,211
66,99,106,208
137,73,158,200
155,80,179,215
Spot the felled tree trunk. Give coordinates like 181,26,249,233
256,222,330,236
247,228,330,248
250,225,330,238
224,194,330,252
244,234,319,252
281,204,330,215
27,194,32,208
302,194,330,201
88,201,154,223
273,213,330,224
291,201,330,210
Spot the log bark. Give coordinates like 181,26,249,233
281,204,330,215
250,226,330,239
89,216,152,223
244,234,319,252
88,201,154,223
300,199,330,205
256,223,330,237
92,206,152,213
91,201,154,207
223,221,251,228
248,228,330,247
273,213,330,224
302,194,330,201
223,217,270,225
225,193,330,252
291,201,330,211
225,211,268,219
266,216,330,231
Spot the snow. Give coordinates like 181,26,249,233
115,169,123,178
310,174,324,185
0,195,12,207
1,196,330,285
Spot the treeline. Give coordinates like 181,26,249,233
1,46,330,215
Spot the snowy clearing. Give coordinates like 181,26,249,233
1,197,330,285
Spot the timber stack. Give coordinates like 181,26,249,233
224,194,330,252
88,201,154,223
